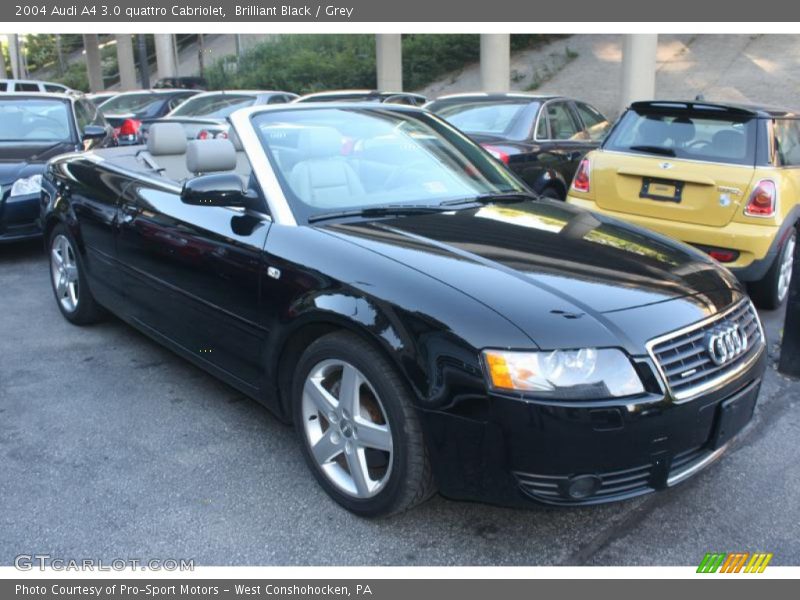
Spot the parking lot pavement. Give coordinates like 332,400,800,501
1,240,799,566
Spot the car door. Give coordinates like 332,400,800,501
537,100,593,184
115,177,272,390
573,101,611,145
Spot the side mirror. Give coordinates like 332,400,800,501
82,125,107,142
181,173,252,208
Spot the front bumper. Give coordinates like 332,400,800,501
0,191,42,242
566,195,780,281
420,348,766,508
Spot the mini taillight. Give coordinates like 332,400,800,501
119,118,141,137
571,158,591,193
745,179,777,217
481,144,510,165
708,249,739,263
197,130,210,140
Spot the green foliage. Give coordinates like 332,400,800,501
207,35,377,95
206,34,562,95
57,61,89,92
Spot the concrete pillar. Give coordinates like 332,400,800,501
480,34,510,93
0,41,7,79
8,34,22,79
375,34,402,91
83,34,104,92
115,34,137,90
154,33,177,81
620,34,658,112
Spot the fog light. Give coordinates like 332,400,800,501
566,474,601,499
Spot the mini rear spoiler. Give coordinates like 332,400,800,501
630,101,758,118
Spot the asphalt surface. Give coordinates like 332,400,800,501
1,239,799,566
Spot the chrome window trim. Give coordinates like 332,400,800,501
228,106,297,226
645,298,765,403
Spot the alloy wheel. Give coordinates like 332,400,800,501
777,235,795,303
50,234,80,313
301,359,394,499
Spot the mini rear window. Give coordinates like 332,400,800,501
604,109,757,166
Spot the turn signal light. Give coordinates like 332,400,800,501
571,158,591,193
745,179,777,217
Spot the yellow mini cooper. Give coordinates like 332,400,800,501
567,100,799,308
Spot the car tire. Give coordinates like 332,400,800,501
540,186,564,200
292,331,435,517
48,224,103,325
749,228,796,310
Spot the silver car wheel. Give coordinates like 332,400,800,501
301,359,394,499
777,235,795,304
50,234,80,313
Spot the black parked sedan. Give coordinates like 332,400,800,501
97,89,199,145
0,93,113,242
41,103,765,516
426,93,610,199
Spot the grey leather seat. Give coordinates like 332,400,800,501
140,122,189,181
288,127,365,207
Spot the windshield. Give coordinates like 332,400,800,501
604,108,758,165
429,100,537,138
169,93,256,118
251,107,526,222
0,98,72,142
98,93,164,115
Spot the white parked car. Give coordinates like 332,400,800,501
0,79,73,94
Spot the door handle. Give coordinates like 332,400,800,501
118,204,138,225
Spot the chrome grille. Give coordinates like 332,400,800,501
515,463,653,505
648,300,763,401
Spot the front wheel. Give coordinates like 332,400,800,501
292,331,435,517
48,224,103,325
749,228,796,310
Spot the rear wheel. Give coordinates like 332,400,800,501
48,224,103,325
292,331,435,517
749,228,796,310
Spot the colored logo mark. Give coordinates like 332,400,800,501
697,552,773,573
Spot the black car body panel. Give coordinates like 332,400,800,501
40,104,766,508
427,94,610,200
0,94,114,242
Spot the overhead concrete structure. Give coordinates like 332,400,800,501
620,34,658,112
115,34,138,91
480,34,510,93
376,34,403,91
155,33,178,80
83,34,104,93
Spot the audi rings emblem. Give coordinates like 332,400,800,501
705,323,748,366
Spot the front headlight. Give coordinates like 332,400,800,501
10,174,43,197
482,348,644,400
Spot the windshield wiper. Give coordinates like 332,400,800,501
440,190,539,207
628,145,676,157
308,204,452,223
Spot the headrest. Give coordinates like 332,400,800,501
147,122,187,156
635,117,669,145
669,117,695,145
228,128,244,151
296,127,343,159
712,130,746,159
186,139,237,174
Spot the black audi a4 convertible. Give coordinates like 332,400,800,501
40,103,766,516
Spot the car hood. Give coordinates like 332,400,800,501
319,200,743,352
0,141,75,168
0,156,50,187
